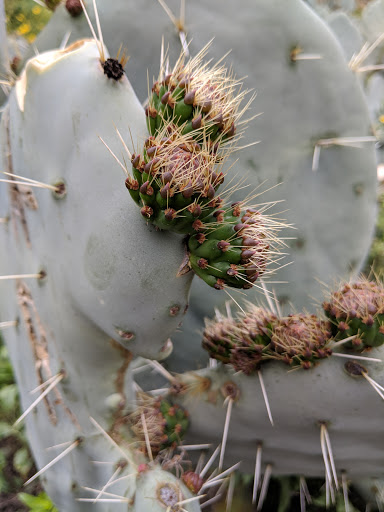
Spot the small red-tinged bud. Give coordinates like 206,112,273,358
192,114,202,130
152,81,160,93
131,154,141,169
162,171,173,184
363,315,374,327
322,301,330,312
243,237,259,247
206,184,216,199
141,206,153,218
195,233,206,244
217,240,231,252
164,208,177,221
338,321,349,333
231,202,242,217
144,157,160,174
349,309,357,318
316,348,330,359
140,181,154,196
138,463,150,473
125,177,139,190
178,77,189,88
242,249,256,261
214,279,225,290
145,105,157,119
184,90,196,105
160,183,171,199
245,264,259,276
301,361,312,370
168,406,176,416
146,146,158,157
144,136,156,148
194,179,204,192
234,223,249,232
65,0,83,16
213,112,224,128
227,265,238,276
303,348,312,359
201,99,212,113
243,282,254,290
192,219,204,231
164,73,172,86
197,258,208,269
161,91,171,105
182,472,204,493
207,197,223,209
213,209,225,218
188,203,202,217
182,181,194,198
247,274,259,284
226,122,236,138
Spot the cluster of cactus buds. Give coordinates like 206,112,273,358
323,279,384,349
188,203,285,289
130,394,189,456
122,46,287,291
203,279,384,373
146,45,248,144
126,125,225,233
269,313,333,369
203,306,334,372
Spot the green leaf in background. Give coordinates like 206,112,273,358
18,492,59,511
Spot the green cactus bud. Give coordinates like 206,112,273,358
188,203,287,290
323,279,384,349
126,126,226,234
146,44,248,144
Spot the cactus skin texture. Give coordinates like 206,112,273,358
0,40,198,511
169,346,384,479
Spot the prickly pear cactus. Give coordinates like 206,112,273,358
0,1,383,511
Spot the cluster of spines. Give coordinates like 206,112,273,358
188,203,287,290
129,395,189,456
323,279,384,350
203,306,334,372
126,125,225,234
203,306,277,374
145,44,249,143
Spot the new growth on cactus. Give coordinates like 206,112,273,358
323,278,384,349
146,43,250,143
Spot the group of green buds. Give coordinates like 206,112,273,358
124,45,286,290
203,279,384,372
129,394,189,456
